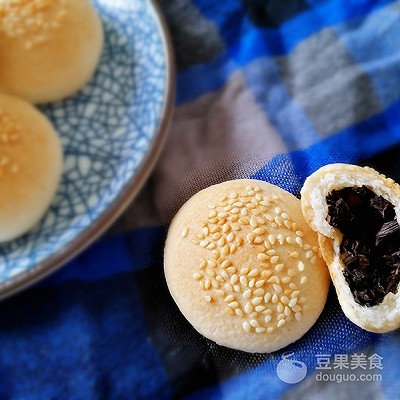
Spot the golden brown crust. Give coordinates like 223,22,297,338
0,0,103,104
301,163,400,333
164,179,330,353
0,94,63,242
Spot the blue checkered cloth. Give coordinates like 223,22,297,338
2,0,400,399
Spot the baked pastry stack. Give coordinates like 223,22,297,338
0,0,103,242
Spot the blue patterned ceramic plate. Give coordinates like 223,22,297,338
0,0,174,299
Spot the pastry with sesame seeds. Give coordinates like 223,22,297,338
301,163,400,333
0,0,103,104
164,179,330,353
0,93,62,242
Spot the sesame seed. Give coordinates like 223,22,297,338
244,302,253,313
249,278,256,287
281,212,289,220
266,249,276,255
212,250,220,260
284,220,292,229
295,312,302,321
295,237,303,247
181,227,189,238
206,243,216,250
289,298,298,307
275,216,283,226
225,294,234,302
230,274,238,285
239,217,249,225
272,294,278,303
261,271,272,279
252,296,262,305
212,232,221,240
193,273,202,280
277,319,286,328
199,240,209,248
303,244,311,251
277,234,284,244
212,280,220,288
273,284,282,293
275,207,282,215
240,276,248,286
221,271,229,280
255,279,265,287
291,290,300,298
277,313,285,321
301,276,308,285
311,256,317,264
253,227,265,235
250,319,260,328
226,266,237,274
235,309,244,317
292,305,302,312
296,230,304,237
233,284,241,292
231,223,241,231
230,244,238,253
268,234,276,245
224,283,233,291
264,293,271,303
209,210,217,218
289,252,299,258
257,253,269,262
286,237,295,245
243,322,251,333
246,233,255,243
248,269,259,277
241,267,250,274
215,289,225,297
305,250,313,259
281,296,289,304
228,301,239,309
256,327,266,333
243,289,252,299
224,307,234,315
281,277,291,284
275,264,284,272
298,261,305,272
277,303,284,313
206,269,215,277
221,259,231,269
222,245,230,256
227,232,235,242
289,283,298,290
253,288,264,296
222,222,233,232
270,256,279,264
264,315,272,323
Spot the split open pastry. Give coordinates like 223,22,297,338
301,163,400,333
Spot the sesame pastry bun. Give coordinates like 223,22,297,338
164,179,330,353
301,163,400,333
0,0,103,104
0,94,63,242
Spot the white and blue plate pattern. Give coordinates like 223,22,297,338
0,0,173,296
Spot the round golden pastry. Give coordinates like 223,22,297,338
164,179,330,353
301,163,400,333
0,0,103,104
0,93,63,242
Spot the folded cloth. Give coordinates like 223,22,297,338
1,0,400,399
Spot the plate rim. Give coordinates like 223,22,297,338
0,0,175,300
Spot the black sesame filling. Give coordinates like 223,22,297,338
326,186,400,307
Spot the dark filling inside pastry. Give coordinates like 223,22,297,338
326,186,400,306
